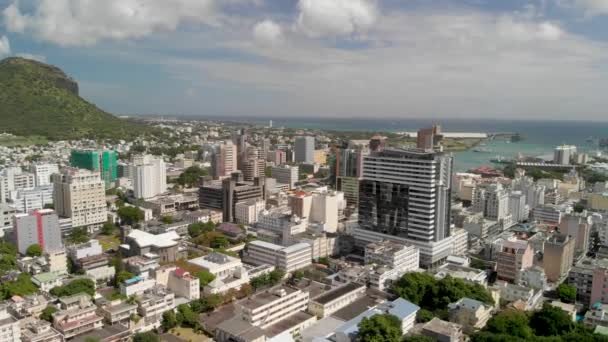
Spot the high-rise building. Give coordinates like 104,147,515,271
472,183,512,228
131,155,166,199
554,145,576,165
267,150,287,165
356,148,454,268
544,234,575,282
52,168,107,229
242,158,265,182
13,209,63,255
294,136,315,164
199,176,264,223
232,129,248,170
496,240,534,283
509,191,529,223
336,142,369,207
560,213,591,255
211,141,238,179
70,149,118,187
0,167,35,202
271,165,299,189
29,163,59,187
417,125,443,150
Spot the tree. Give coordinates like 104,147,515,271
292,270,305,282
0,273,38,299
26,244,42,257
416,309,434,323
484,309,533,339
530,304,574,337
269,269,285,284
557,284,577,303
117,206,144,226
40,305,58,322
211,236,230,249
177,166,208,188
101,221,118,235
115,270,135,287
176,304,199,328
402,336,436,342
162,310,177,330
196,270,216,288
358,314,402,342
161,215,173,224
132,332,160,342
50,278,95,297
573,202,585,213
67,227,90,244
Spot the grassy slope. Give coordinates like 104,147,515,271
0,57,149,140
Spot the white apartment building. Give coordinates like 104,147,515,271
30,163,59,187
235,199,266,225
239,286,309,328
472,183,511,224
9,185,53,212
451,228,468,256
189,253,243,279
310,190,344,233
271,165,299,189
68,240,103,260
294,136,315,164
120,276,157,297
365,240,420,291
53,294,104,339
0,167,35,202
358,149,454,268
509,191,529,223
167,268,200,300
512,175,545,209
244,240,312,272
136,285,176,331
533,204,563,225
308,282,366,318
0,305,20,342
52,168,107,229
554,145,576,165
131,155,167,199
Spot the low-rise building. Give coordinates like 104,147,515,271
434,263,488,286
122,229,180,262
98,300,138,326
333,298,420,341
0,305,20,342
31,272,63,292
120,276,156,297
53,294,104,339
308,282,366,318
448,297,493,334
21,320,62,342
136,285,176,331
244,240,312,272
422,318,464,342
491,281,542,311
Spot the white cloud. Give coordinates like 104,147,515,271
296,0,378,37
3,0,219,46
253,20,283,47
16,53,46,62
161,10,608,120
0,35,10,57
561,0,608,16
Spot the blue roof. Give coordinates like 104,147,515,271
388,298,421,319
124,276,144,285
335,298,419,338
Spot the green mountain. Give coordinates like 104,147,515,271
0,57,149,140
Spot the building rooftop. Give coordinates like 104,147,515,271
216,316,265,341
423,318,462,336
249,240,284,251
282,242,311,254
189,253,241,268
127,229,180,248
32,272,60,283
240,286,301,310
313,282,365,305
263,311,316,338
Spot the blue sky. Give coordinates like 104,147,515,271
2,0,608,120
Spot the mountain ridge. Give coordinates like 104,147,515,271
0,57,149,140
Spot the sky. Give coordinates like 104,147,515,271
1,0,608,120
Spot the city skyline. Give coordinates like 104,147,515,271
2,0,608,120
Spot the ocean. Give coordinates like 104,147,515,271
218,117,608,172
